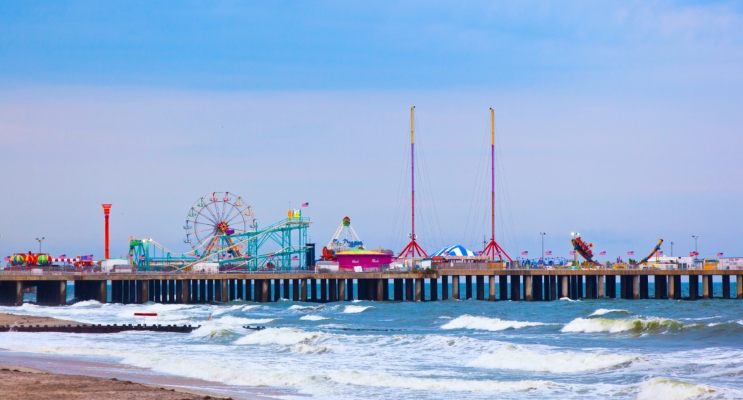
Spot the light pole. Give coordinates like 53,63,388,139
540,232,546,261
692,235,699,262
670,241,674,257
36,237,45,253
570,232,580,266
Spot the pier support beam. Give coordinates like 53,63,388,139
347,279,354,301
640,275,649,299
668,275,675,299
394,279,403,301
499,276,508,300
632,275,640,300
561,276,568,299
222,280,229,303
300,279,307,302
415,278,423,301
722,275,730,299
0,281,23,305
465,275,472,300
320,279,327,303
284,279,291,300
377,279,385,301
598,275,604,299
689,275,699,300
511,275,520,301
261,279,269,303
488,276,496,301
476,276,484,301
441,275,448,300
737,276,743,299
451,276,459,300
702,275,710,299
338,279,345,301
524,275,532,301
182,280,190,303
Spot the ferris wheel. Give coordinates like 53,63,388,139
183,192,256,254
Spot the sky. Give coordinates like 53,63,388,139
0,1,742,260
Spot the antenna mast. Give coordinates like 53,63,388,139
398,105,428,258
482,108,512,262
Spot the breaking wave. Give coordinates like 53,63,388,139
637,377,715,400
470,344,639,373
441,315,546,331
343,305,373,314
300,315,329,321
561,317,696,334
235,327,323,346
589,309,632,316
327,370,552,392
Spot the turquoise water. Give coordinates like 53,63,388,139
2,280,742,399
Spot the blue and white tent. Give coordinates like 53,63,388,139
431,245,477,257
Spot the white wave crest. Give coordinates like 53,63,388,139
559,297,580,302
590,309,631,316
327,370,550,392
561,317,687,334
469,345,638,373
637,377,714,400
343,305,373,314
300,315,329,321
235,327,323,346
70,300,103,307
441,315,546,331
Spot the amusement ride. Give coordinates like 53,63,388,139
128,192,312,271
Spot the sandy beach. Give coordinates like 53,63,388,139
0,365,221,400
0,313,271,399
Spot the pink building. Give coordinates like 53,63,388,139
336,249,393,271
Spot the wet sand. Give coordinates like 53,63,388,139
0,313,82,326
0,364,219,399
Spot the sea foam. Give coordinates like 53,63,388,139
327,370,551,392
300,315,329,321
235,327,323,346
470,344,638,373
441,315,546,331
589,308,632,316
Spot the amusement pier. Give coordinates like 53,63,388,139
0,268,742,306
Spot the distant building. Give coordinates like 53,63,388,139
336,249,393,272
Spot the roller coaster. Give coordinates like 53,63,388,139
127,192,312,271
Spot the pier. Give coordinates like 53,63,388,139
1,269,742,305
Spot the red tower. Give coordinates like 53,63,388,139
482,109,512,262
102,204,112,260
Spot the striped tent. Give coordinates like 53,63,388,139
431,245,477,257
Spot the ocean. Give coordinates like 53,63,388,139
1,280,742,399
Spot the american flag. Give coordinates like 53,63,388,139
545,251,552,256
3,256,9,261
657,251,664,256
301,202,309,207
718,252,723,257
627,251,634,256
569,250,575,255
58,254,66,258
521,251,528,255
599,251,606,256
476,251,483,256
291,255,299,260
81,254,94,261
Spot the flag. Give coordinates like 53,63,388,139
545,251,552,256
3,256,9,261
569,250,575,255
657,251,664,256
521,251,528,255
476,251,483,256
58,254,66,258
81,254,93,261
291,255,299,260
599,251,607,256
627,251,634,256
689,251,694,256
718,252,723,257
302,202,309,207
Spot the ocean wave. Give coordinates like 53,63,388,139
343,305,373,314
327,370,551,392
235,327,323,346
289,305,325,311
300,315,329,321
69,300,103,307
469,344,639,373
589,309,632,316
559,297,580,302
441,315,546,332
561,317,696,334
637,377,715,400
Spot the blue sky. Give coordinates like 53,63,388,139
1,1,742,260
